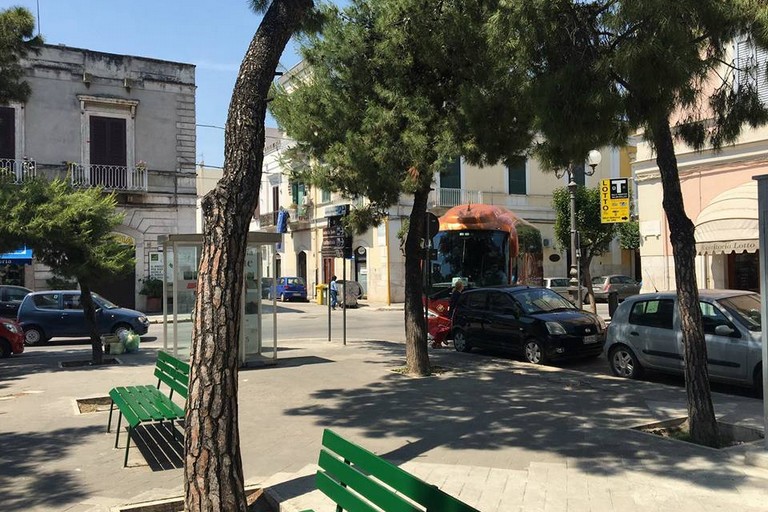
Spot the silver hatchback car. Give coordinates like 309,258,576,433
604,290,762,392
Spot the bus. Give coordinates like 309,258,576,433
427,204,543,308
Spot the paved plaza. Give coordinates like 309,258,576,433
2,313,768,511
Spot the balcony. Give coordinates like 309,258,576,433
69,162,148,192
258,211,279,229
0,158,36,184
287,205,312,230
429,188,483,208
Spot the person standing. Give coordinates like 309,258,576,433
448,279,465,317
330,275,338,310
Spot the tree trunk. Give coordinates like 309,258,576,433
580,254,597,314
403,186,431,376
652,118,719,447
184,2,313,511
79,280,104,365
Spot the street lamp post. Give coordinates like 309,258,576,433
556,150,602,309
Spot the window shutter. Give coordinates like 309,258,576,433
0,107,15,160
756,45,768,106
507,156,526,195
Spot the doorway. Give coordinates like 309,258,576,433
354,246,368,297
297,251,307,282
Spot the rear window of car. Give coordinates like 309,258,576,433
549,279,568,287
4,287,29,302
285,277,305,286
592,277,605,285
628,299,674,329
33,293,60,310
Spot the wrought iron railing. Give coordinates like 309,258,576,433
0,158,36,184
69,163,148,192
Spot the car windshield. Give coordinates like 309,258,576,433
93,293,118,309
591,277,605,285
513,288,576,314
718,293,761,331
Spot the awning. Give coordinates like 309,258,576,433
695,181,758,255
0,247,34,265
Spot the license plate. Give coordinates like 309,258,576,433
584,335,598,344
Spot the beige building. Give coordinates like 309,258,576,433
633,37,766,293
247,128,637,303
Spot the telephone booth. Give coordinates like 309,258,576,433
158,232,282,366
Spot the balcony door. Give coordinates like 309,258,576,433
90,116,127,189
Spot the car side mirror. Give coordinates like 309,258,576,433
714,324,737,337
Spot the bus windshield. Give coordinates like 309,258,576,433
429,230,509,289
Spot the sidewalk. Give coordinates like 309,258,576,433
1,331,765,511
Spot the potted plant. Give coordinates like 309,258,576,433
139,276,163,312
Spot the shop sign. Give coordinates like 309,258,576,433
600,178,630,223
696,239,759,254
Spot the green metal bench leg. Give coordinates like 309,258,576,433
115,412,123,448
124,426,131,467
107,400,115,433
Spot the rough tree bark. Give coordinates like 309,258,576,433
184,2,313,511
79,281,104,365
652,118,719,447
579,255,597,314
403,186,431,376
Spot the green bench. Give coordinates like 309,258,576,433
301,429,479,512
107,351,189,467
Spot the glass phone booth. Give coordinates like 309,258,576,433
159,232,282,366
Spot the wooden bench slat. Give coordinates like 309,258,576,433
316,471,380,512
318,450,422,512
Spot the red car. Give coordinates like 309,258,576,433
0,318,24,358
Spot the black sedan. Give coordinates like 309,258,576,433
451,286,606,364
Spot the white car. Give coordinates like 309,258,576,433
543,277,588,304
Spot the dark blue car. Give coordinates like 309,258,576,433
270,277,308,302
17,290,149,345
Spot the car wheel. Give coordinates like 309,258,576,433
0,339,11,358
608,345,643,379
452,329,471,353
523,338,546,364
280,293,287,302
113,323,133,340
24,326,46,346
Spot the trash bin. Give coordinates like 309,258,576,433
608,291,619,318
316,284,328,305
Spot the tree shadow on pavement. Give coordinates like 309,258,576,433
0,426,95,511
283,348,767,494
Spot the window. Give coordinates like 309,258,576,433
628,299,674,329
699,301,734,336
466,291,487,309
322,189,331,203
736,37,768,106
440,157,461,189
90,116,127,166
33,294,60,310
291,182,307,205
0,106,15,160
63,294,84,310
507,156,526,195
489,292,516,313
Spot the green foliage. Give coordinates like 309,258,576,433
552,186,616,259
618,221,641,250
0,6,42,104
270,0,534,231
517,223,542,254
139,276,163,297
45,274,78,290
502,0,768,159
0,178,134,285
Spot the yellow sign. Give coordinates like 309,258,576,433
600,178,630,223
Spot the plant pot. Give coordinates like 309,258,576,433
145,296,161,313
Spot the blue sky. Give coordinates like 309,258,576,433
6,0,331,167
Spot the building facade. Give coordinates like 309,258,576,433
633,38,766,294
251,129,637,303
0,44,197,309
